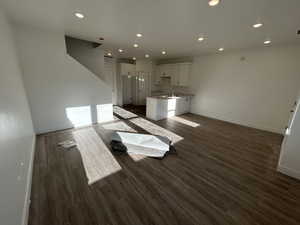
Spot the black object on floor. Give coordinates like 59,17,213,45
110,140,127,153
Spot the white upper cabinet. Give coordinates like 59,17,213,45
177,63,191,87
157,64,175,77
155,62,192,86
171,64,180,86
136,60,153,73
160,63,192,86
120,63,136,76
155,66,162,84
159,64,169,77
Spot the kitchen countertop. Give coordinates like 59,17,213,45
148,94,194,100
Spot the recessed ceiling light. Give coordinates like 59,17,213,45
133,44,139,48
107,52,112,56
118,49,124,53
75,12,84,19
208,0,220,6
218,48,224,52
145,54,150,58
162,51,166,55
264,40,271,45
198,37,205,42
136,33,143,37
253,23,263,28
133,57,136,60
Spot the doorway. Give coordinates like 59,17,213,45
120,70,151,106
132,72,151,106
122,75,133,105
104,58,118,105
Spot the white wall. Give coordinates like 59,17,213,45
65,37,105,81
189,45,300,133
278,95,300,179
0,11,35,225
14,25,113,134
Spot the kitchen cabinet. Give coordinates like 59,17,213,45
155,64,172,84
146,96,191,121
178,63,191,87
136,60,153,73
120,63,136,76
156,62,191,87
155,68,161,84
159,64,171,77
157,64,165,77
170,64,179,86
175,96,191,115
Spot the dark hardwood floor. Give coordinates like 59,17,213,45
29,108,300,225
122,104,146,116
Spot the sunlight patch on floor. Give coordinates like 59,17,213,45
169,116,200,128
73,127,121,185
97,104,114,123
113,106,138,119
130,117,184,144
128,153,148,161
102,121,137,133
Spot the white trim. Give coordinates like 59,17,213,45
22,135,36,225
190,110,283,134
277,165,300,180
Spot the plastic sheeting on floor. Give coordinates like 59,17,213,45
111,132,171,158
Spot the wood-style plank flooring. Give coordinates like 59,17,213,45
29,107,300,225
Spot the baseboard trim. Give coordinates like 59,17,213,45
22,135,36,225
278,165,300,180
190,110,283,134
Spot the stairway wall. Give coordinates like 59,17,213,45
65,36,105,81
14,25,113,134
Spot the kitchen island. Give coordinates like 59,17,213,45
146,95,192,121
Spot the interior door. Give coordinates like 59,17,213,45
135,72,150,105
104,58,117,105
138,72,147,105
122,76,133,105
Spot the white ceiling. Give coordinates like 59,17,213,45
1,0,300,59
